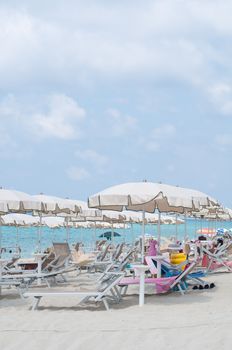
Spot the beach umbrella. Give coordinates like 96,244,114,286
197,228,216,235
72,200,102,218
99,231,121,240
88,182,220,260
0,189,43,256
32,194,81,215
32,194,84,250
216,228,229,235
1,213,39,226
1,213,40,249
40,216,65,228
88,182,219,213
76,210,126,244
0,189,42,214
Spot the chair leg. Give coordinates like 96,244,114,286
78,295,90,305
110,288,117,301
114,286,122,301
123,285,128,296
102,298,110,311
32,296,42,311
118,286,126,296
218,259,232,272
61,274,68,282
177,284,185,296
45,278,51,288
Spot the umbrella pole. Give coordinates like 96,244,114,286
38,213,42,253
131,223,134,245
194,216,197,240
94,222,96,249
0,218,2,258
123,223,126,243
157,211,161,254
200,215,203,232
141,210,145,263
175,213,178,241
111,221,114,246
16,226,19,247
81,227,83,245
184,211,187,241
66,218,70,242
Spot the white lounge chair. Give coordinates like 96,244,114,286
23,272,124,311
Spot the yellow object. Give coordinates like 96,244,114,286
171,253,186,259
170,253,187,270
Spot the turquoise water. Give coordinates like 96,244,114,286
1,219,232,258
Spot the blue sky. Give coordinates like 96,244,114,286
0,0,232,206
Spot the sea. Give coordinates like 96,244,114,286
1,218,232,259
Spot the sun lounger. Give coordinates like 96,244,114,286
23,272,124,311
145,255,207,287
119,260,203,296
201,242,232,273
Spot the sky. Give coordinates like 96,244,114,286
0,0,232,206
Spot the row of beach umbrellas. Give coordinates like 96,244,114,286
0,182,222,257
0,212,184,227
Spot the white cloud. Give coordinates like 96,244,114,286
75,149,108,167
208,83,232,115
167,164,175,173
0,93,87,142
0,94,18,117
0,1,227,86
0,127,32,159
146,123,176,152
215,134,232,150
151,124,176,138
0,129,16,157
66,166,90,181
32,94,86,139
106,108,137,136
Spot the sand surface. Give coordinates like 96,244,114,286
0,273,232,350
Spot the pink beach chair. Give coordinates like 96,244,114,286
119,275,176,294
118,260,198,296
201,247,232,272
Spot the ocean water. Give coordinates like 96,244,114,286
1,218,232,258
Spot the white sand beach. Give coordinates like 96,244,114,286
1,273,232,350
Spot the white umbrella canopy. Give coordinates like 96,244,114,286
222,208,232,220
1,213,39,226
83,210,126,223
0,189,42,214
88,182,219,213
191,206,231,220
74,200,102,218
32,194,81,214
1,214,67,228
41,216,65,228
88,182,220,260
72,221,128,229
122,211,184,224
101,210,126,223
